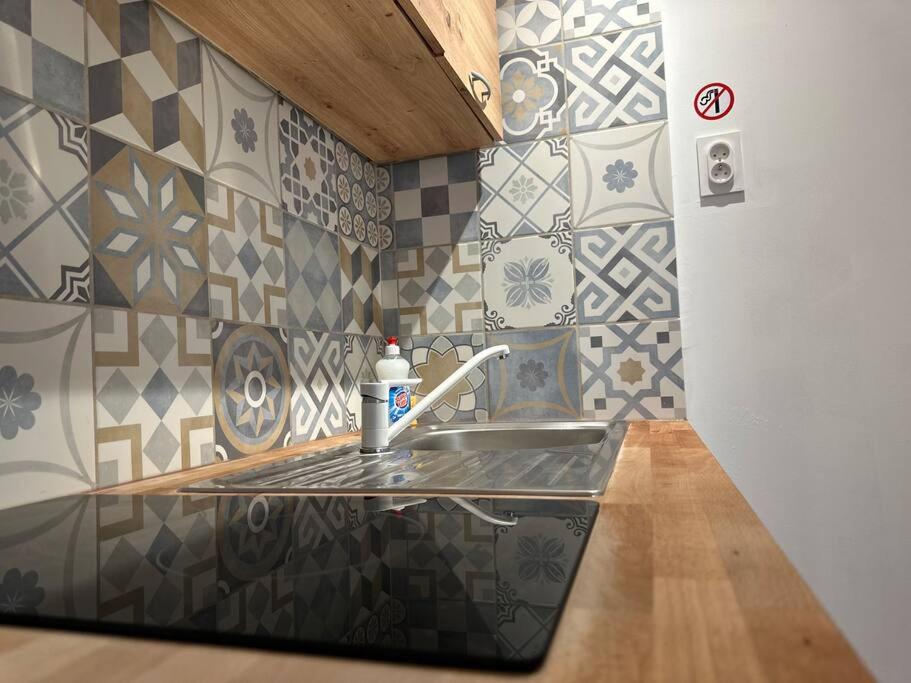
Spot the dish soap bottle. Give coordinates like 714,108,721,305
376,337,411,424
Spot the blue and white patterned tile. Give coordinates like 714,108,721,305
0,299,94,508
284,213,342,333
579,319,685,419
482,233,575,330
289,329,347,443
574,221,677,324
340,237,382,336
486,327,581,421
500,44,567,143
376,164,394,250
343,335,383,432
497,0,563,52
0,91,90,303
562,0,662,40
335,139,379,247
569,120,672,227
379,250,399,337
478,138,570,240
565,24,665,133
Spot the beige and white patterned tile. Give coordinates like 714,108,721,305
340,237,382,336
500,44,566,143
289,330,346,443
342,334,382,432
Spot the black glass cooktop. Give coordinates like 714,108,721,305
0,493,598,670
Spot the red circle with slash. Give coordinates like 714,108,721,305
694,82,734,120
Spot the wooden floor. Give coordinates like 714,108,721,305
0,422,872,682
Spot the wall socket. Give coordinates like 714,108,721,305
697,132,744,197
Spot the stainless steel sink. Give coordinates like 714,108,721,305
182,421,628,497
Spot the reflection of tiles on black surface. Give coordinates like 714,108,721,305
217,567,295,637
495,578,558,661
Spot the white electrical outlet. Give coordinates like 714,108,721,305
697,132,744,197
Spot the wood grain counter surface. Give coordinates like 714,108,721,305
0,422,871,682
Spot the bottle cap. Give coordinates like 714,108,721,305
385,336,400,355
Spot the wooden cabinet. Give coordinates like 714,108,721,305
154,0,502,163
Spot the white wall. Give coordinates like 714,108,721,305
662,1,911,680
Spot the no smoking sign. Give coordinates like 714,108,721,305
694,82,734,120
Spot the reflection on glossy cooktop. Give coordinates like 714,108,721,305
0,494,598,670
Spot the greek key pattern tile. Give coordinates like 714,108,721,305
397,243,483,336
88,0,204,172
478,137,569,240
0,92,90,303
289,330,346,443
0,0,86,119
580,319,685,419
574,221,677,324
340,237,382,336
279,101,338,231
284,214,341,333
496,0,562,53
343,335,383,432
94,309,214,485
392,152,479,248
91,132,209,316
565,25,666,133
562,0,662,40
482,232,575,330
335,139,379,247
500,44,566,143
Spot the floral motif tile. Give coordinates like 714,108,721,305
379,250,399,337
212,321,290,459
335,139,379,247
0,300,94,508
574,221,677,324
88,0,204,172
565,25,665,133
91,132,208,315
94,309,214,486
391,151,478,249
289,330,347,443
478,137,569,240
500,44,566,143
482,232,575,330
0,0,86,119
340,237,382,336
343,335,383,431
206,180,286,325
376,164,394,249
397,243,483,336
569,120,672,228
580,319,685,419
202,45,280,206
562,0,662,40
400,333,488,424
0,92,90,303
279,101,338,231
486,327,581,421
496,0,562,52
284,214,341,333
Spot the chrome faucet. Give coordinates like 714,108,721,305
360,344,510,453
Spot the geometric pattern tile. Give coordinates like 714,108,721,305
283,214,342,333
340,237,382,336
0,92,90,303
500,44,566,143
574,221,677,324
579,319,685,419
379,250,399,337
496,0,562,52
486,327,581,421
565,25,666,133
562,0,662,40
289,330,346,443
569,120,672,228
87,0,204,172
334,139,378,247
212,321,290,459
0,299,94,508
482,232,575,330
397,243,483,336
400,333,489,424
94,309,214,486
206,180,286,326
90,131,209,316
279,100,338,231
0,0,86,119
392,152,479,248
342,334,383,432
202,45,280,206
376,165,393,250
478,137,570,240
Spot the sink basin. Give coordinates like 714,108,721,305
182,421,628,497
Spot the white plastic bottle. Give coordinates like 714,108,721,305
376,337,411,424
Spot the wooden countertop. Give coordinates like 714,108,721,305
0,422,871,682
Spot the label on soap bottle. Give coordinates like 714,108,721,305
388,386,411,424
